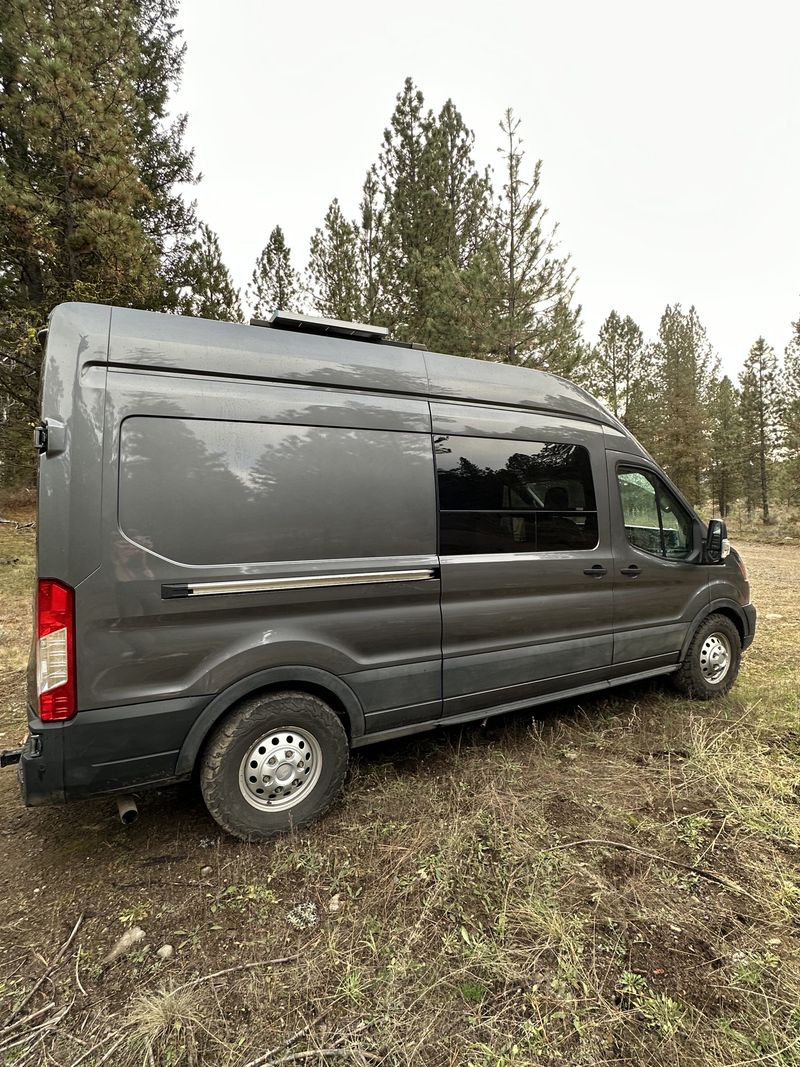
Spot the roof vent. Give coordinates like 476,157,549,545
250,310,388,343
250,310,426,350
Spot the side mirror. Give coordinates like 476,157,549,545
705,519,730,564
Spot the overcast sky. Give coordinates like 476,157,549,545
173,0,799,377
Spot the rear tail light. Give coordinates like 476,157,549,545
36,579,76,721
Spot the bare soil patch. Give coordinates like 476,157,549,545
0,530,798,1065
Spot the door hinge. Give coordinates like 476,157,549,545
34,419,66,455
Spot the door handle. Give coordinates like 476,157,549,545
620,565,641,577
583,565,608,578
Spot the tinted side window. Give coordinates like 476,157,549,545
617,466,692,560
655,479,693,559
435,436,598,555
119,417,436,565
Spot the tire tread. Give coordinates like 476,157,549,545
200,690,348,841
673,612,742,700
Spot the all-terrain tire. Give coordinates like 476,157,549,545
672,613,742,700
200,690,349,841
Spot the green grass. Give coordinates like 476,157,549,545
0,521,798,1066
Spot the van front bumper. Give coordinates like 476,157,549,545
742,603,757,650
17,716,66,806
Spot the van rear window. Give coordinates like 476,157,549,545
119,417,435,565
434,436,598,555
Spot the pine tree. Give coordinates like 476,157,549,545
739,337,780,521
420,98,493,269
0,0,195,486
307,201,363,320
415,98,497,357
376,79,496,354
708,376,743,517
248,226,300,318
0,2,161,315
586,311,645,420
623,342,662,455
492,109,579,370
0,312,40,487
176,223,242,322
356,168,390,326
649,305,719,505
131,0,198,307
783,317,800,508
377,78,433,337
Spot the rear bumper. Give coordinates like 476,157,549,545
742,603,757,650
18,722,66,806
17,696,207,807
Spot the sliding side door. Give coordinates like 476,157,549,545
433,403,614,719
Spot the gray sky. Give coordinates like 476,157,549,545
174,0,800,376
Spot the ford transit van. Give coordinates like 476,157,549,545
6,303,756,839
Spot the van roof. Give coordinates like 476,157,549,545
56,302,623,430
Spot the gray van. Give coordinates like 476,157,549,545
5,303,756,840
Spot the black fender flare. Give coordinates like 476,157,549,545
175,666,365,776
678,599,749,661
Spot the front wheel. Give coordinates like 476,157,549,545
673,613,742,700
200,690,349,841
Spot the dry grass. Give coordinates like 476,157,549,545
0,520,799,1066
724,502,800,546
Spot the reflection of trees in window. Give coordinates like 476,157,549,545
245,423,434,561
436,437,595,512
617,467,691,559
437,456,501,509
435,435,598,553
120,406,253,565
121,412,437,565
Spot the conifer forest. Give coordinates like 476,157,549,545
1,1,798,523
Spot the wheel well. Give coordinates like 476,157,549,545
266,681,352,739
710,606,745,645
197,681,352,762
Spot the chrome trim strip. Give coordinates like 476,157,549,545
186,568,437,597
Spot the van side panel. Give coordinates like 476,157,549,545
423,350,619,427
64,361,443,793
107,305,430,397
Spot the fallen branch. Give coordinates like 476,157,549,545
0,518,35,528
4,914,84,1026
0,1002,72,1055
265,1052,375,1067
67,1032,126,1067
3,1030,46,1065
172,952,302,994
243,1008,333,1067
0,1000,55,1039
544,838,758,900
74,947,88,998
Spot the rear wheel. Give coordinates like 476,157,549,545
673,613,742,700
200,691,349,841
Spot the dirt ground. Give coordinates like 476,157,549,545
0,524,798,1066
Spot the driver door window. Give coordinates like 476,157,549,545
617,467,692,560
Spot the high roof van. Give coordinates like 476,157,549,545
4,304,756,840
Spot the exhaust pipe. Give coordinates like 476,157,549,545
116,794,139,826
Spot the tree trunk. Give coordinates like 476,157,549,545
759,415,769,522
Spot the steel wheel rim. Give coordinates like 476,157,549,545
699,632,731,684
239,727,323,811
